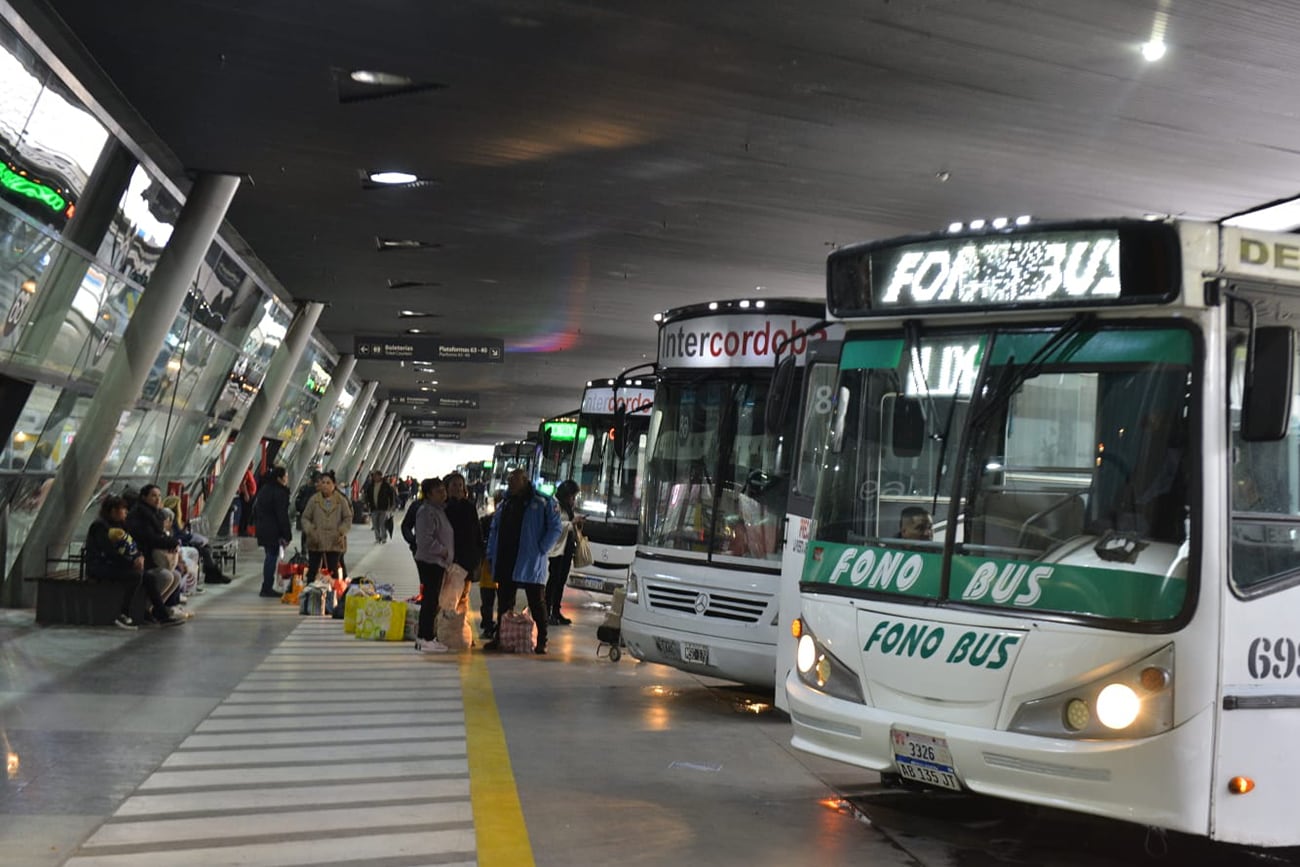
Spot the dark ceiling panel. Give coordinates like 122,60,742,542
40,0,1300,440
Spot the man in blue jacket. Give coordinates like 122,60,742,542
485,468,562,653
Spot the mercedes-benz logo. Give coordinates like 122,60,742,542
693,592,710,615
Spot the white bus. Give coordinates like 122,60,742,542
622,298,829,687
785,217,1300,846
568,376,655,594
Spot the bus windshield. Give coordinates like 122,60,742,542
808,324,1195,624
575,409,651,537
642,370,795,566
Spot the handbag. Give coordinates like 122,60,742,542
354,597,407,641
572,528,593,569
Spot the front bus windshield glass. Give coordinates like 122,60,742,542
643,373,793,565
575,409,651,546
808,326,1195,625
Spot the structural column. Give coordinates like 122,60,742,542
287,353,356,490
361,413,397,477
339,399,389,488
375,426,404,475
367,416,400,476
398,437,414,474
204,301,325,537
326,381,376,476
9,173,241,596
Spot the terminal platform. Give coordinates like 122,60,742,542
0,526,906,867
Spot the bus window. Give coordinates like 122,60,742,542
794,363,838,499
1230,340,1300,592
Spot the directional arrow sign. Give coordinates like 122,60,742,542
355,336,504,363
409,431,461,440
389,390,480,409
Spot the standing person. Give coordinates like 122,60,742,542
300,473,352,581
253,466,294,597
293,470,320,554
546,480,583,626
414,477,454,654
477,492,502,638
236,467,258,537
444,470,484,599
485,468,562,654
364,470,398,543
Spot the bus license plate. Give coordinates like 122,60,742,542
654,637,681,658
682,642,710,665
891,729,961,791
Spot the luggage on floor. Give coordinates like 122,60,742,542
498,609,535,653
299,583,327,616
438,563,468,610
435,608,472,649
403,602,421,640
281,570,306,605
342,578,379,632
354,597,407,641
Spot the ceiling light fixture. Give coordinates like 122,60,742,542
1223,195,1300,231
398,310,439,318
368,170,418,185
1141,38,1167,62
376,237,441,251
387,279,442,289
406,328,425,334
350,70,414,86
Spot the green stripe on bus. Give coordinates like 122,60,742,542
803,541,1185,621
840,338,904,370
988,329,1192,367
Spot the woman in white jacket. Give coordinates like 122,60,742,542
545,480,583,625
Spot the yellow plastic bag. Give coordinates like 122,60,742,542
354,598,407,641
342,578,378,634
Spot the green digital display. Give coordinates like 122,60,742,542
543,421,577,442
1,164,67,213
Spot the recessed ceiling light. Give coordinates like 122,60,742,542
387,279,442,290
398,310,439,318
350,70,413,86
368,170,419,185
1141,39,1167,62
376,237,441,251
406,328,424,334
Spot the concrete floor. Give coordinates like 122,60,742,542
0,525,910,867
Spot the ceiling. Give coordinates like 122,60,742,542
36,0,1300,443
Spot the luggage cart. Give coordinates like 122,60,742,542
596,586,627,661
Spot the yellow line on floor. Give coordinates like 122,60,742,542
461,652,536,867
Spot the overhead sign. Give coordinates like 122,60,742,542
389,390,481,410
410,431,461,440
410,415,468,430
355,336,504,363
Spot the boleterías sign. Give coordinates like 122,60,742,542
355,336,503,362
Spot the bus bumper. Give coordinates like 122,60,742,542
622,616,776,688
785,671,1214,836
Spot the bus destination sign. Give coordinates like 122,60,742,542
828,222,1180,317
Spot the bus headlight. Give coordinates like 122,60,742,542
793,619,864,705
1009,644,1173,739
626,573,639,603
1095,684,1141,730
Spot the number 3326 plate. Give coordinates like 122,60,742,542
891,728,962,791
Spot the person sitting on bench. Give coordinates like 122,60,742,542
85,496,185,628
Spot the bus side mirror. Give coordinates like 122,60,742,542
1243,326,1295,442
892,396,926,457
765,355,798,434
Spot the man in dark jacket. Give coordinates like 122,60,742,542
363,470,399,543
253,466,294,597
126,484,180,569
485,469,562,654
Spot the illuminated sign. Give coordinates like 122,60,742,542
355,336,503,363
658,314,828,370
580,386,655,415
905,339,984,397
0,164,67,214
543,421,578,441
828,222,1180,317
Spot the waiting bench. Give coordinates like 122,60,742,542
31,547,147,626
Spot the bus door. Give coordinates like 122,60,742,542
1215,307,1300,845
775,341,840,711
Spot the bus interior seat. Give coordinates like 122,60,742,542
975,491,1086,552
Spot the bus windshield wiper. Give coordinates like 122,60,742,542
967,312,1097,434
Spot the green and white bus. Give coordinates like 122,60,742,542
785,218,1300,845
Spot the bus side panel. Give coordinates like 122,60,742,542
1214,593,1300,846
775,515,812,711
